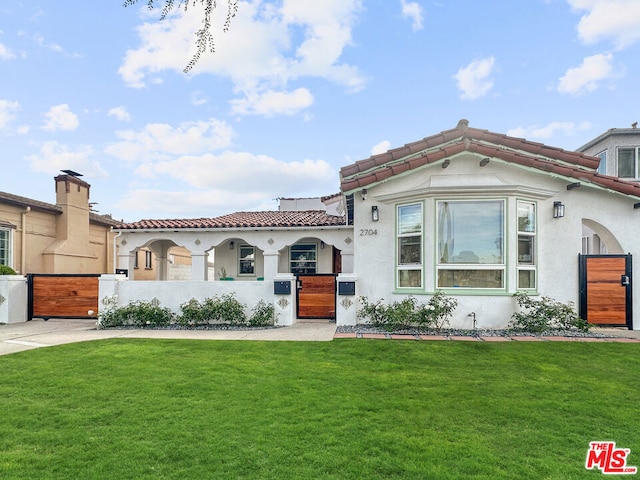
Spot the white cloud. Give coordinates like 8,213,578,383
108,106,132,122
0,100,20,129
190,90,209,106
453,56,496,100
557,53,617,95
400,0,424,31
106,118,235,162
507,121,592,140
26,141,108,177
119,0,365,115
153,151,336,194
42,104,79,131
568,0,640,49
371,140,391,155
0,43,16,60
230,87,314,116
115,152,337,218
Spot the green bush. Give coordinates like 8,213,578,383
0,265,17,275
248,300,277,327
178,294,247,326
98,299,175,328
509,292,589,333
358,292,457,332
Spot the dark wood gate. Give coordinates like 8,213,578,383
579,254,632,328
27,274,100,320
296,274,336,319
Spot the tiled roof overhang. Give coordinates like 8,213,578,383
116,210,347,231
338,120,640,198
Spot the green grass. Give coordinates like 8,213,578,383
0,340,638,479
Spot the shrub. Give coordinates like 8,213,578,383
358,292,457,332
98,299,175,328
509,292,589,333
178,294,247,326
0,265,17,275
248,300,277,327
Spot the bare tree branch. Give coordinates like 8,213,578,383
124,0,238,72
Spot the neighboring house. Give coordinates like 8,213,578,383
576,123,640,254
111,120,640,329
0,173,119,274
577,122,640,178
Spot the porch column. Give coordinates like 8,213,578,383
263,251,280,281
191,251,209,281
117,251,135,279
341,250,355,274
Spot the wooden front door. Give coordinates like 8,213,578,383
28,274,100,320
579,254,632,328
296,274,336,319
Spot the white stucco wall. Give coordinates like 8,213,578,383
351,152,640,329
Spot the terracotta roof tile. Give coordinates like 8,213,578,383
117,210,347,230
339,120,640,199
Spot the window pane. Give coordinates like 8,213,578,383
618,148,635,177
438,269,504,288
517,202,535,233
597,151,607,174
398,204,422,234
0,229,8,265
438,201,504,264
518,236,534,264
398,270,422,288
518,270,536,289
239,246,255,275
290,244,317,274
399,236,421,264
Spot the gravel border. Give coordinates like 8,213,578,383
335,324,615,338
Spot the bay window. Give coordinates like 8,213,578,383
436,200,504,289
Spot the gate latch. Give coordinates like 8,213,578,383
621,275,630,286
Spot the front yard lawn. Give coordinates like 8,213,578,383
0,339,638,479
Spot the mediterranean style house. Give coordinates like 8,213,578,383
0,172,119,274
107,120,640,329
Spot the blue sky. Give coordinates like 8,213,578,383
1,0,639,222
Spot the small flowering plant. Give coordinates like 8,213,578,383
358,291,457,332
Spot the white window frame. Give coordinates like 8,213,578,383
396,202,423,289
596,151,607,175
0,225,14,268
145,250,153,269
436,199,506,290
516,200,537,290
617,146,640,179
238,245,255,276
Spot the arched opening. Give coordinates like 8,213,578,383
581,219,624,255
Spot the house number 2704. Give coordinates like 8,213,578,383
360,229,378,236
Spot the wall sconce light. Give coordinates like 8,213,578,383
553,201,565,218
361,189,367,201
229,241,235,250
320,241,325,249
442,159,450,169
479,158,490,167
371,205,379,222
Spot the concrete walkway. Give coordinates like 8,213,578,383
0,318,337,356
0,319,639,356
